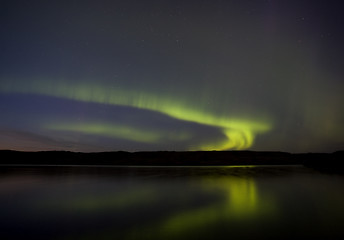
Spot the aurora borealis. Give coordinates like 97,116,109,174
1,0,343,152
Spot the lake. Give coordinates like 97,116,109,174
0,165,344,240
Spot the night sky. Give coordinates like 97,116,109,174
1,0,343,152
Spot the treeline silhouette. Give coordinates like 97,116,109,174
0,150,343,172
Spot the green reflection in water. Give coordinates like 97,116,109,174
60,188,158,212
47,168,278,240
126,174,277,239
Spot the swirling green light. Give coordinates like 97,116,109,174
1,79,272,150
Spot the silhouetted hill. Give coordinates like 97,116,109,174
0,150,343,172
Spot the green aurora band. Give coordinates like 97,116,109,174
47,122,192,144
1,79,272,150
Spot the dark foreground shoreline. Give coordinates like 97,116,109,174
1,150,343,172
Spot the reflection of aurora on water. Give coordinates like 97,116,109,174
3,166,344,240
1,79,272,150
125,173,277,239
40,167,277,239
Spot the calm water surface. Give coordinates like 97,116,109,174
0,165,344,240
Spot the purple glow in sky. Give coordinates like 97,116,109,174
1,0,343,152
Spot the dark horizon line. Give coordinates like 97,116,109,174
1,149,343,172
1,149,343,154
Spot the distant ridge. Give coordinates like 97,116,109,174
1,150,343,172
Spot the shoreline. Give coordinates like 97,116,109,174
0,150,343,173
